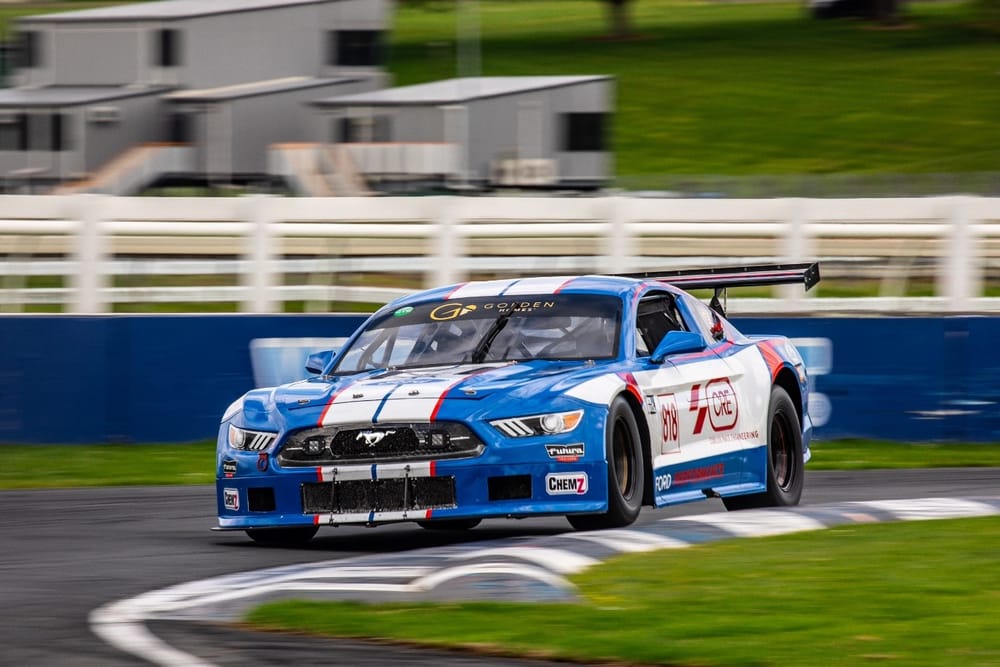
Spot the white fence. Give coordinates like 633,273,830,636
1,193,999,314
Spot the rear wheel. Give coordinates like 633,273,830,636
723,385,803,511
568,397,644,531
245,526,319,546
416,518,482,530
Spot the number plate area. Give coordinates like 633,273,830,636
301,476,457,514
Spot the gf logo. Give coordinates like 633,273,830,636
356,430,395,446
430,302,477,321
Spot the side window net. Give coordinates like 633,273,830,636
636,294,683,355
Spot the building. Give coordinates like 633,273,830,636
0,0,612,195
1,0,389,192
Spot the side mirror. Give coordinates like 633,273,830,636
650,330,706,363
305,349,335,375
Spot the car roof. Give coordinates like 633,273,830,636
385,275,684,310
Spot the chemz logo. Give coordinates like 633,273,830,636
545,472,588,495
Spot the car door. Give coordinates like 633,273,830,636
632,290,765,506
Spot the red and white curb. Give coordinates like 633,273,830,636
90,497,1000,666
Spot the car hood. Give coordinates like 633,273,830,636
247,360,615,430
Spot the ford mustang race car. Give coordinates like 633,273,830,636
216,263,820,545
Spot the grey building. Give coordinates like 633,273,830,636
1,0,390,192
310,75,614,191
0,1,613,194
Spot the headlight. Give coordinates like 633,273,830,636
490,410,583,438
227,424,277,451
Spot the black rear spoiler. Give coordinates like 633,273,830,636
616,262,820,292
614,262,820,317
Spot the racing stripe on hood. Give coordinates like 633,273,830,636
319,365,501,426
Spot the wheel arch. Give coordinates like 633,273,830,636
616,390,654,507
772,366,804,429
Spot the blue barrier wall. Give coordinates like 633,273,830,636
0,315,366,444
1,314,998,444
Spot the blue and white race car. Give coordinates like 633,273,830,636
217,263,819,544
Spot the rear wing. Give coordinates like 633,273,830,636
615,262,820,316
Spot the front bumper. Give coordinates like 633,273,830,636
216,454,609,529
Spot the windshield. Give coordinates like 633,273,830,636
333,294,622,373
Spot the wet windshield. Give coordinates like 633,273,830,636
333,294,622,373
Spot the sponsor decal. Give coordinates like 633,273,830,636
673,463,725,486
545,472,588,495
654,473,673,492
545,443,585,462
430,303,478,321
481,301,555,312
256,452,269,472
222,458,237,478
393,306,414,317
690,378,739,434
223,488,239,511
658,393,679,453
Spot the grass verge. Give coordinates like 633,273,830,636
246,517,1000,666
1,439,998,489
0,441,215,489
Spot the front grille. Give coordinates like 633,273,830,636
278,422,484,466
301,476,456,514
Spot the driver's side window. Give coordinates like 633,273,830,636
636,293,684,356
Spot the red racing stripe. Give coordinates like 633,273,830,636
758,341,785,381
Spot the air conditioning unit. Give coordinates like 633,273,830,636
86,106,121,124
490,158,558,186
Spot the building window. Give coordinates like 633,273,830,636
154,29,181,67
328,30,383,67
18,31,40,69
168,113,191,143
335,116,391,143
0,113,28,151
50,113,69,151
561,112,607,152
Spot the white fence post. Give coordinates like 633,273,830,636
779,197,812,306
243,195,277,313
941,196,978,312
600,196,631,274
430,196,461,288
70,194,107,313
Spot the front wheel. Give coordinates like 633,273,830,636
723,385,803,511
568,396,644,531
245,525,319,546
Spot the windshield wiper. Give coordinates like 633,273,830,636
470,306,518,363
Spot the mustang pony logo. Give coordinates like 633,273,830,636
356,430,396,446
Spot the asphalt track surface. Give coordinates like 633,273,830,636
2,467,998,666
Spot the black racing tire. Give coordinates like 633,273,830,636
568,396,644,531
723,385,803,511
416,518,482,530
245,525,319,546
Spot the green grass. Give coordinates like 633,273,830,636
0,441,215,488
390,0,1000,180
808,438,1000,469
247,517,1000,666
